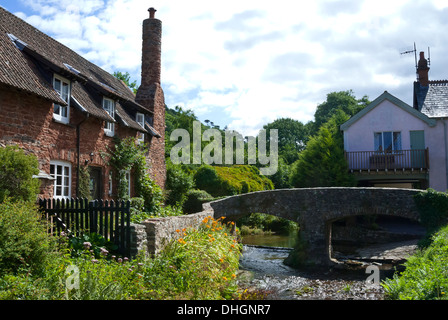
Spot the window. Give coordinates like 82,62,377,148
53,75,70,123
374,132,402,153
103,97,115,136
50,161,71,199
136,112,145,143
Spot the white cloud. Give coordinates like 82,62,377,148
12,0,448,137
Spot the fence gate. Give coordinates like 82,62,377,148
39,198,131,257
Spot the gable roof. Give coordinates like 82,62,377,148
0,7,160,136
414,80,448,118
340,90,436,131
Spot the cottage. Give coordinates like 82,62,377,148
341,52,448,191
0,7,166,200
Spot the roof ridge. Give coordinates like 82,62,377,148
429,80,448,85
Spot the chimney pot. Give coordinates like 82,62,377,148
148,7,156,19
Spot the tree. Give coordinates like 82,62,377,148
263,118,310,165
311,90,369,136
113,71,139,94
289,111,356,188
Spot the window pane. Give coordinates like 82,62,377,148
54,104,60,115
57,166,62,175
374,133,382,151
54,78,61,92
64,187,69,197
393,132,402,151
383,132,392,152
56,186,62,196
50,164,55,175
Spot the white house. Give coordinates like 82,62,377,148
341,52,448,191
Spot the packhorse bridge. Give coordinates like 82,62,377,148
205,187,423,266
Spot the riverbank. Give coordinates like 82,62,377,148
237,238,422,300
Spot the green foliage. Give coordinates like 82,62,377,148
311,90,369,136
263,117,310,164
113,71,138,94
0,145,40,203
182,189,215,214
237,213,298,235
165,160,195,207
0,200,52,274
414,189,448,239
194,165,274,197
78,165,91,200
0,217,241,300
67,233,118,259
289,111,356,188
383,225,448,300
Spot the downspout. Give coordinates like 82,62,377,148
444,119,448,190
76,114,89,197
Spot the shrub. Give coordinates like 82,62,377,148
0,145,40,202
382,225,448,300
165,160,195,207
194,165,274,197
182,189,214,214
414,189,448,242
0,200,52,274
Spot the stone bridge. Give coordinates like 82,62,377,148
205,187,423,266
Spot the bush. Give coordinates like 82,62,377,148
0,145,40,202
194,165,274,197
414,189,448,240
382,225,448,300
182,189,214,214
0,200,52,274
165,161,195,207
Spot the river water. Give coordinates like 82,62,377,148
238,233,416,300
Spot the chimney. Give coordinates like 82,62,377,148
417,51,430,87
139,7,162,87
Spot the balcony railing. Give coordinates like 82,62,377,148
344,148,429,171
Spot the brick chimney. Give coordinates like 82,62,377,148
136,7,166,189
417,51,430,87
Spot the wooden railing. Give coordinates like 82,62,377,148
344,148,429,171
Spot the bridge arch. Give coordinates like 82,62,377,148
206,187,422,266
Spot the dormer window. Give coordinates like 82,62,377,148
102,97,115,136
53,74,70,124
136,112,145,143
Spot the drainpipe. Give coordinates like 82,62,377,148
444,119,448,190
76,114,89,197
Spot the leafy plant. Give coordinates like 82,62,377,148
68,232,117,259
0,145,40,203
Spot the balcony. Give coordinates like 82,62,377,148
345,148,429,172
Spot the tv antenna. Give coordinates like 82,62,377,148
400,42,431,79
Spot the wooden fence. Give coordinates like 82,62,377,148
39,198,131,257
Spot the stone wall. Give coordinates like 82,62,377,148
129,203,214,257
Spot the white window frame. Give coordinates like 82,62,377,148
103,97,115,136
50,160,72,199
136,112,145,143
374,131,402,153
53,74,70,124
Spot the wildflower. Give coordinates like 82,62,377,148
224,233,228,236
91,259,99,264
219,258,224,263
182,228,186,232
100,247,109,256
118,258,123,263
223,276,227,281
176,229,181,233
83,241,92,250
232,274,236,278
124,257,129,262
137,263,143,267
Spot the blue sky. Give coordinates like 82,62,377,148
2,0,448,136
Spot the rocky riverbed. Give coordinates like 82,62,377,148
238,240,419,300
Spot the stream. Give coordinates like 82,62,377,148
238,233,418,300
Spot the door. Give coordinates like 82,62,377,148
410,131,425,168
89,167,102,200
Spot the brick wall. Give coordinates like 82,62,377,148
0,85,143,199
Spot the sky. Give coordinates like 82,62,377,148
2,0,448,137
